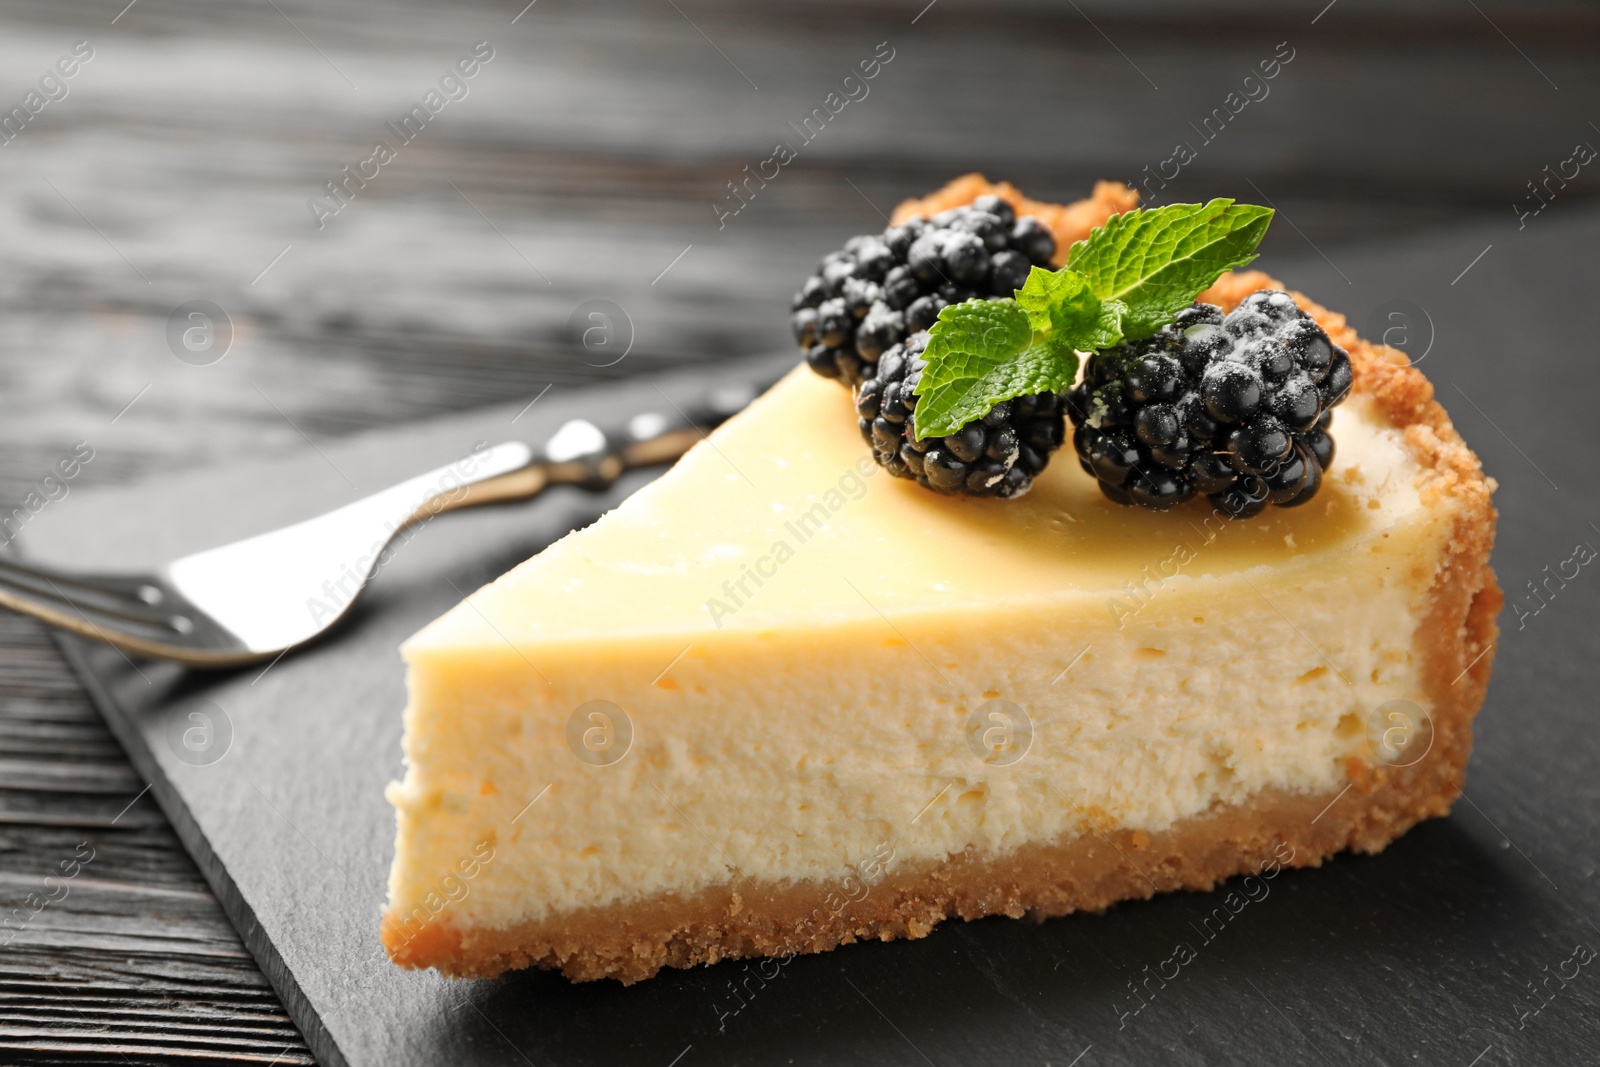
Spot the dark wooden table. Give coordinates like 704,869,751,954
3,1,1598,1061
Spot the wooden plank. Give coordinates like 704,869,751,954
0,612,314,1063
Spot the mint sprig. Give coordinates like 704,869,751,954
911,199,1274,440
1066,200,1274,339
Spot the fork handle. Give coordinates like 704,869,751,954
401,396,744,526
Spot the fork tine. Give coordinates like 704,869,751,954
0,557,258,664
0,579,185,669
0,556,165,603
0,561,186,632
0,579,186,637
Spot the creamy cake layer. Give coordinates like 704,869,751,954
387,371,1445,932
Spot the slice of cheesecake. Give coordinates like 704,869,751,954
383,206,1498,987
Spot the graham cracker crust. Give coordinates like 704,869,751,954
384,180,1500,985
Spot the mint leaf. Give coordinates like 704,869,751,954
911,298,1080,440
1066,199,1274,339
1015,266,1122,352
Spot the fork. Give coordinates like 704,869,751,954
0,383,761,667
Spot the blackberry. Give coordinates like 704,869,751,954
791,196,1057,387
1067,290,1350,517
854,333,1067,498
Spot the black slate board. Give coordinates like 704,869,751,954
19,215,1600,1067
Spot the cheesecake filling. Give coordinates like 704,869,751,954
387,372,1443,934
